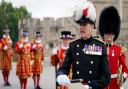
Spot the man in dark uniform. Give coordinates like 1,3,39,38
56,1,110,89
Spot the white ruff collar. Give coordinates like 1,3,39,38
35,39,42,44
3,35,10,39
61,44,69,50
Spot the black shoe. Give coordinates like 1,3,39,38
36,86,42,89
4,83,7,86
6,82,11,86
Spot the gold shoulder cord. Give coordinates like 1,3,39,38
120,47,127,56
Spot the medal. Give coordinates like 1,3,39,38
83,44,102,55
112,50,114,56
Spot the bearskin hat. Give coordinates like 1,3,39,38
99,6,121,41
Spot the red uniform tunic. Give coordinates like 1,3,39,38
51,47,67,67
51,46,69,89
32,43,44,75
0,36,13,71
15,41,32,79
105,44,128,89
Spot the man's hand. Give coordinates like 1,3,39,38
123,72,128,83
84,85,89,88
57,75,71,86
32,44,36,49
30,60,34,65
19,44,23,48
52,47,58,55
120,86,124,89
3,45,8,50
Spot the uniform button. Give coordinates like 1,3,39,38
77,71,79,75
89,71,92,74
76,53,79,55
77,45,79,47
76,61,79,64
91,61,93,64
88,81,90,83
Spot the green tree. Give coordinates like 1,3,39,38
0,0,31,46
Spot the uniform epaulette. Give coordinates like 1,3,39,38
114,44,124,48
94,38,105,44
114,44,121,47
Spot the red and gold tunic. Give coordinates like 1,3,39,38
105,44,128,89
15,41,32,79
0,36,13,71
51,46,71,89
51,47,67,67
31,43,44,74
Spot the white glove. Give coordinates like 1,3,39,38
52,47,58,55
3,45,8,50
84,85,89,89
57,75,70,86
123,72,128,78
32,44,36,49
120,87,124,89
30,60,34,65
19,44,23,48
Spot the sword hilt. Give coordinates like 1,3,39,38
70,79,83,83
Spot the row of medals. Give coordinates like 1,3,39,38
82,44,102,55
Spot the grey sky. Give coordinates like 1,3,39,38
0,0,84,19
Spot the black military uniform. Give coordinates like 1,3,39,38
57,37,110,89
57,1,110,89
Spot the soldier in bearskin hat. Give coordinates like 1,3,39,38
99,6,128,89
31,31,44,89
56,1,110,89
0,25,13,86
15,30,32,89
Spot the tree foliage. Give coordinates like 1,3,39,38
0,0,31,46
